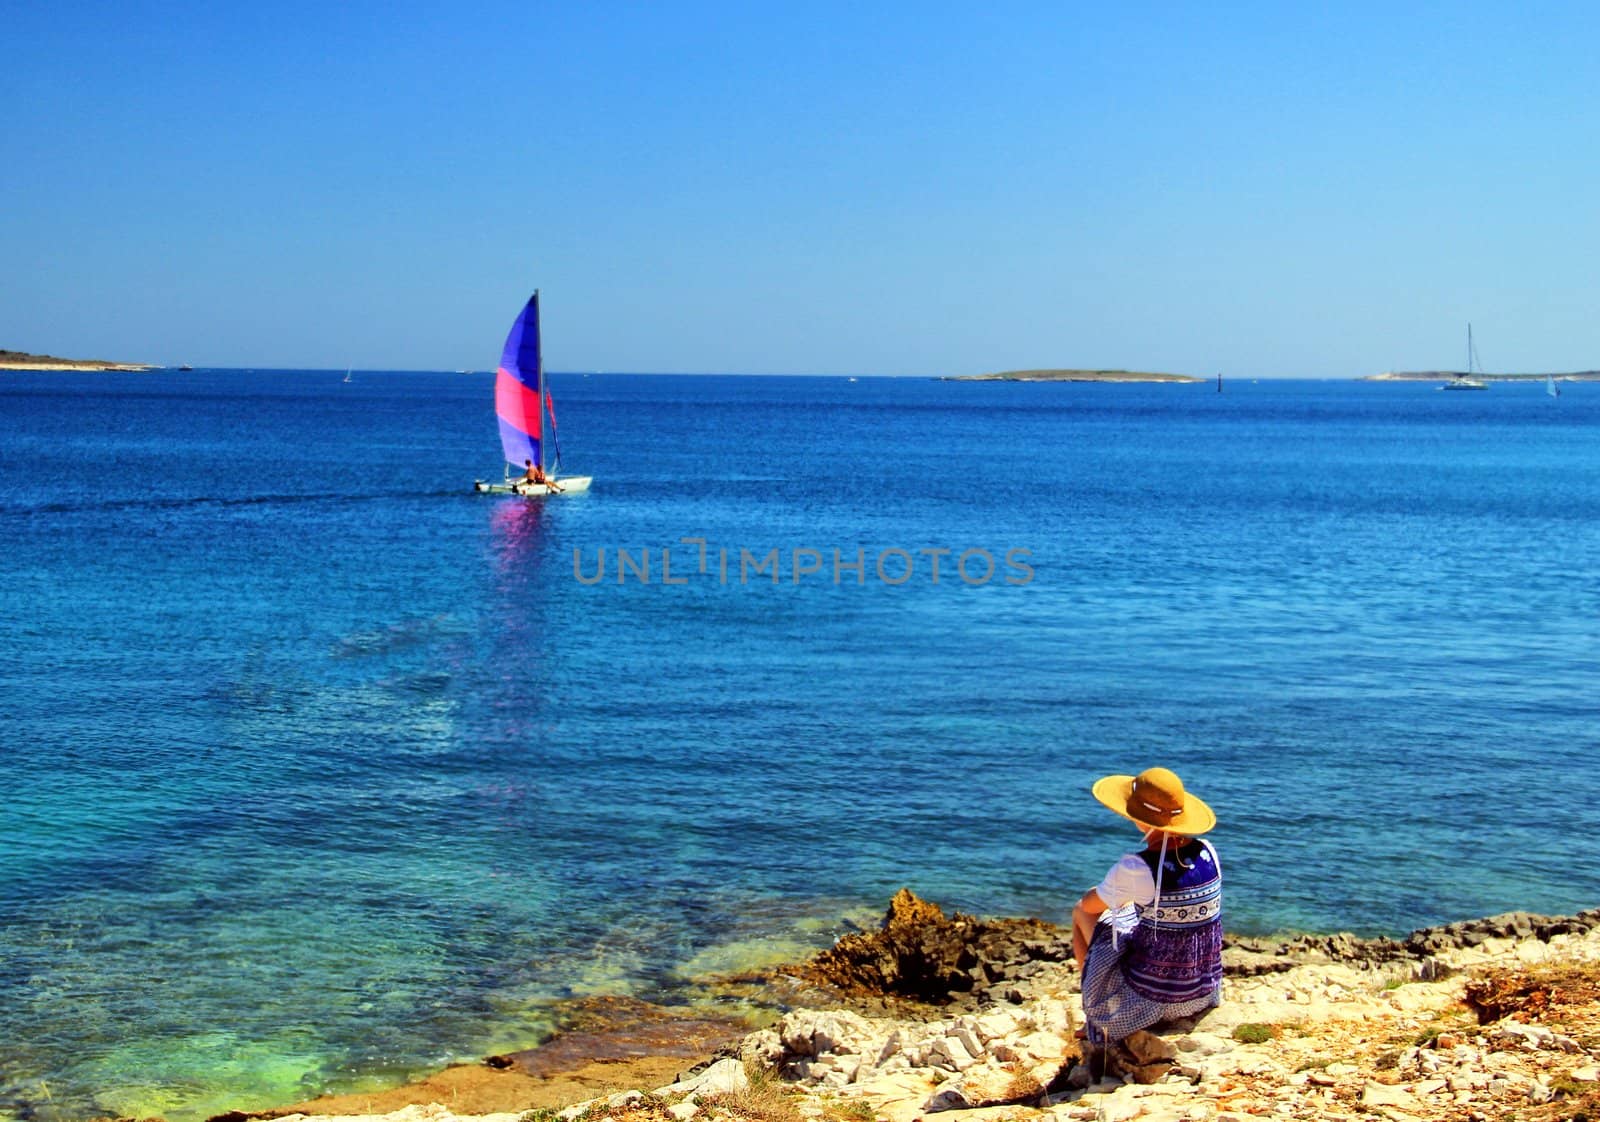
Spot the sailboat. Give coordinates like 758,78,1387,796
343,368,352,383
1439,324,1489,390
473,291,592,496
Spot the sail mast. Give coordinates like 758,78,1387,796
535,289,545,475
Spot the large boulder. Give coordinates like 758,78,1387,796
798,888,1071,1008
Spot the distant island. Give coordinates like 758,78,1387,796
1365,370,1600,382
1,348,154,371
946,368,1206,383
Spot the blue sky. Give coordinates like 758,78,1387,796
5,1,1599,376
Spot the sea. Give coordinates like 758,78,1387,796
3,370,1597,1121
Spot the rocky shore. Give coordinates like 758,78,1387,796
0,348,154,371
245,893,1600,1122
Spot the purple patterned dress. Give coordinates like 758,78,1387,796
1081,839,1223,1045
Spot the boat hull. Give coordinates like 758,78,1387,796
474,475,592,496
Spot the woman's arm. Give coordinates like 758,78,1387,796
1071,887,1108,973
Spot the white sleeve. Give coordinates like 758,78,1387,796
1096,854,1156,911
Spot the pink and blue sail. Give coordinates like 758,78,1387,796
494,293,545,470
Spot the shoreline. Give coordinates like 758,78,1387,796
944,370,1206,383
229,897,1600,1122
1363,370,1600,382
0,361,157,371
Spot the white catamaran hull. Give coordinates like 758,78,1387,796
474,475,592,496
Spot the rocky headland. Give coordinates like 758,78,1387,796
231,891,1600,1122
0,348,155,371
945,370,1206,383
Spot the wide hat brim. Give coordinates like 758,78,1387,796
1092,773,1217,835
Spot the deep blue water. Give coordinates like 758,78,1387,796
3,370,1597,1119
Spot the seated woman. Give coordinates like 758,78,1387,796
1072,767,1222,1048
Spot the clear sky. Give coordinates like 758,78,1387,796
5,1,1599,376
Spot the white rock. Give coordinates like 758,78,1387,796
1175,1032,1231,1056
813,1010,875,1056
948,1022,985,1061
929,1035,976,1072
1571,1065,1600,1081
975,1012,1020,1040
666,1102,700,1122
1046,1105,1099,1121
1015,1030,1068,1061
1491,1021,1548,1050
657,1057,749,1097
1360,1082,1423,1110
780,1014,818,1056
740,1028,783,1067
1095,1095,1141,1122
701,1056,751,1094
989,1040,1027,1063
1031,998,1073,1034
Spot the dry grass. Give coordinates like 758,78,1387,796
696,1062,805,1122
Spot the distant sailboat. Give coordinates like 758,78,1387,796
1547,373,1561,398
343,368,352,384
473,291,592,496
1440,325,1489,390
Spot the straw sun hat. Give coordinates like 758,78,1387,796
1092,767,1216,835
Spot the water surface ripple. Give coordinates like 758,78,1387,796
3,371,1597,1119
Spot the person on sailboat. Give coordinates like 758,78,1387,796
521,458,562,493
1070,767,1223,1055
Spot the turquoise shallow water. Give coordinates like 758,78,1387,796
2,371,1598,1119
